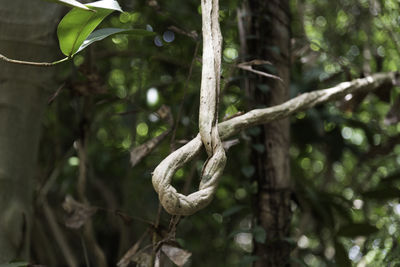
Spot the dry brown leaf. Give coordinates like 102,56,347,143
132,250,152,267
154,250,162,267
117,231,149,267
161,244,192,267
62,195,97,229
156,105,173,125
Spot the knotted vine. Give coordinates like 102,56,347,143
152,0,227,216
151,0,398,216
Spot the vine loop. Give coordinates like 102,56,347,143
151,0,226,216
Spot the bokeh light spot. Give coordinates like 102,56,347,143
146,88,159,106
163,31,175,43
136,122,149,136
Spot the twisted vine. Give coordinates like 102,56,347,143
152,0,226,216
151,0,397,216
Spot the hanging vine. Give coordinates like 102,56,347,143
152,0,227,216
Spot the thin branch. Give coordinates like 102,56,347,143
48,83,67,104
82,221,107,267
0,53,69,66
130,105,173,167
80,235,91,267
168,25,199,40
36,146,74,203
43,201,78,267
76,139,88,202
237,60,282,81
75,99,107,267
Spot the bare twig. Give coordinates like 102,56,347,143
36,146,74,203
0,53,69,66
48,83,67,104
130,105,173,167
34,147,77,267
69,201,154,226
168,25,199,40
43,201,78,267
237,60,283,81
76,139,88,202
130,131,170,167
82,222,107,267
75,103,107,267
80,235,90,267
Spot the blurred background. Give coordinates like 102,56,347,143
30,0,400,266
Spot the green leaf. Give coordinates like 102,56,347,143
57,0,122,57
86,0,122,11
334,241,351,267
0,262,29,267
76,28,156,54
253,226,266,244
337,223,379,238
44,0,93,11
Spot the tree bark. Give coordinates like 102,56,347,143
0,1,62,262
246,0,292,266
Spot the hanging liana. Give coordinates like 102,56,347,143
152,0,226,216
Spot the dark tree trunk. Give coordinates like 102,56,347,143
244,0,292,266
0,1,62,262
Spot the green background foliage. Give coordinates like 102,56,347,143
32,0,400,266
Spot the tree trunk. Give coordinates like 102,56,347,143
0,1,62,262
244,0,292,266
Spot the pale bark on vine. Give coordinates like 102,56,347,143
152,0,227,216
150,0,398,217
147,0,400,220
151,57,397,215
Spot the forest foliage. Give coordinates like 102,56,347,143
3,0,400,266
